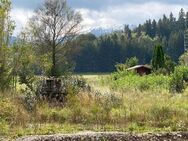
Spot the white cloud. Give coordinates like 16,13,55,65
10,2,188,36
77,2,188,31
10,8,34,36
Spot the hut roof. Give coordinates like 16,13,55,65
127,65,151,71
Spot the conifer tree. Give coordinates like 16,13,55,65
152,45,165,70
178,8,185,30
186,12,188,28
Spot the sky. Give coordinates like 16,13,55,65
11,0,188,36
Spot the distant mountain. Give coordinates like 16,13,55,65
129,24,137,30
89,28,114,37
89,25,137,37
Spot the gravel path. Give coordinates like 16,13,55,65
15,131,188,141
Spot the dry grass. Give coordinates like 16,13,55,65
0,74,188,139
80,74,111,93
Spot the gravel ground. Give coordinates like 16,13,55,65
15,132,188,141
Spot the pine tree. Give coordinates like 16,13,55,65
169,12,176,31
178,8,185,30
185,12,188,28
124,25,132,39
145,19,152,36
169,12,176,22
152,45,165,70
151,20,157,38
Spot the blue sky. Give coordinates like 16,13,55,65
11,0,188,36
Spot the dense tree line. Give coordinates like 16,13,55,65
71,32,159,72
71,9,187,72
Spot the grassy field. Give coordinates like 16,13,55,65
0,72,188,139
79,74,111,93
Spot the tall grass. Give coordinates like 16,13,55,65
106,71,170,92
1,89,188,138
0,73,188,139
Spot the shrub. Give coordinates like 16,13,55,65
36,76,89,103
21,87,37,112
115,57,138,72
138,80,150,91
0,120,9,135
0,66,12,91
169,66,188,93
115,63,126,72
150,105,172,121
110,72,170,92
0,98,17,122
125,57,139,68
0,95,29,128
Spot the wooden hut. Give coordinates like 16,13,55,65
127,65,152,75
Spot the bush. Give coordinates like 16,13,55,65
36,76,89,103
125,57,139,68
0,120,9,135
0,67,12,91
0,95,29,128
115,57,138,72
21,88,37,112
115,63,126,72
150,105,172,121
169,66,188,93
138,80,150,91
110,72,170,92
0,98,17,122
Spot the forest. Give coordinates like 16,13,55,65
72,9,186,72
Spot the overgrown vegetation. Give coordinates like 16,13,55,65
109,71,170,91
1,76,188,139
0,0,188,140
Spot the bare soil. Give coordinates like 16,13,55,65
15,131,188,141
